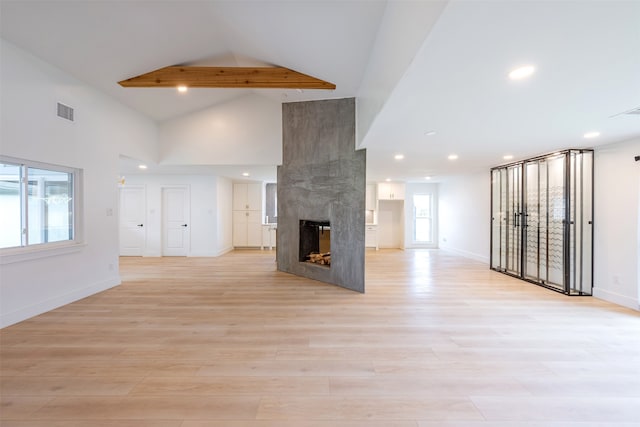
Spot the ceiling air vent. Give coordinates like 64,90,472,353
57,102,74,122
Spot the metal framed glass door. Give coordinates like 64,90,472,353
522,154,565,290
491,165,522,275
505,164,523,276
490,149,593,296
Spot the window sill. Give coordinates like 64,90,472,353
0,241,87,265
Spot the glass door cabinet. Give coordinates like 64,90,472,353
490,149,593,295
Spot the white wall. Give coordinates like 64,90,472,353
404,183,439,248
593,138,640,310
216,176,233,255
122,174,233,257
159,93,282,166
438,172,491,263
356,0,447,146
0,39,158,327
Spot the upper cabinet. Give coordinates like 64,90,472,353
233,183,262,211
377,182,405,200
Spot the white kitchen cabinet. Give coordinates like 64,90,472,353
233,210,262,247
233,183,262,211
365,224,378,250
261,224,277,250
377,182,405,200
233,182,263,247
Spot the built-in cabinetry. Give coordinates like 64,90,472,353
365,224,378,249
490,149,593,295
261,224,277,250
233,183,262,211
233,210,262,247
233,183,263,247
376,182,405,249
377,182,405,200
365,182,406,249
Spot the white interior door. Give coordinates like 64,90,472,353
162,186,190,256
119,186,146,256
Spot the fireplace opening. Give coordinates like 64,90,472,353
299,220,331,266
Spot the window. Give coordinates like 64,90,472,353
1,156,81,250
413,194,433,243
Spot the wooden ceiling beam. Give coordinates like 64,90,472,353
118,66,336,90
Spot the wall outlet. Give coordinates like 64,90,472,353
106,208,113,216
442,237,447,242
613,275,620,285
108,263,114,271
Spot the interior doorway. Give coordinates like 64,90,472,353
161,186,190,256
119,185,146,256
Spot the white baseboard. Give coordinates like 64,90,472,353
441,246,490,264
214,246,234,257
593,288,640,311
0,277,121,328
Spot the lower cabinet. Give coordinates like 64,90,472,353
233,210,262,247
365,224,378,250
261,225,277,250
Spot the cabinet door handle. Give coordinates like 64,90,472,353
181,224,188,227
137,224,144,227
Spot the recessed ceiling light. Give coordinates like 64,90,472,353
583,131,600,139
394,154,404,160
138,164,147,170
425,131,436,136
448,154,458,160
503,155,514,160
508,65,535,80
177,85,188,93
424,176,432,180
385,178,391,182
242,172,250,177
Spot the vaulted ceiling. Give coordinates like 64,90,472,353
1,0,639,182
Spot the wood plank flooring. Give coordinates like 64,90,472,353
1,249,640,426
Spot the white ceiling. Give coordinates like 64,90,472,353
1,0,639,183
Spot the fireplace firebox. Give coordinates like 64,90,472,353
299,220,331,266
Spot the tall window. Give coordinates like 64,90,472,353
413,194,433,243
0,157,80,250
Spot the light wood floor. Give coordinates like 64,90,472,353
1,249,640,426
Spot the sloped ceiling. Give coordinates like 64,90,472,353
1,0,639,183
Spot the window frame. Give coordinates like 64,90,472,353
0,155,84,263
412,192,435,246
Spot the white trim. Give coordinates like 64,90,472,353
0,155,83,252
593,288,640,311
0,241,86,265
0,276,120,328
214,246,234,257
441,247,490,264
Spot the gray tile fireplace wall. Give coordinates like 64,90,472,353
277,97,366,292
